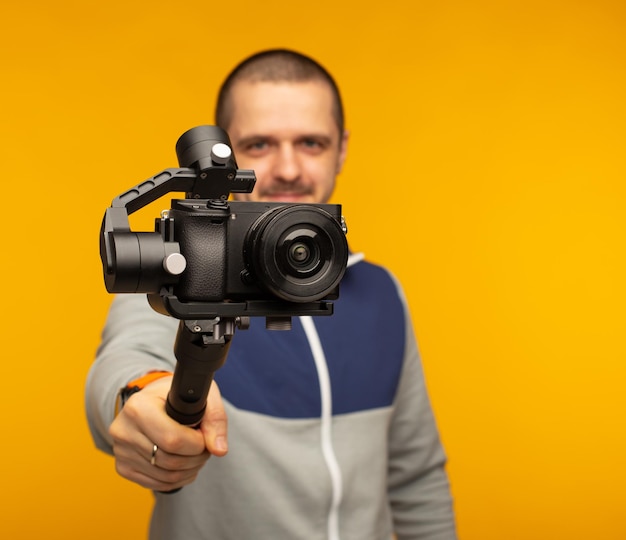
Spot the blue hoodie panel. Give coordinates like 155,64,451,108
215,261,406,418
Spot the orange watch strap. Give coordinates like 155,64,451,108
127,370,173,390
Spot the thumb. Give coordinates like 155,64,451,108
200,381,228,456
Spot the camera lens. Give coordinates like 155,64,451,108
245,205,348,302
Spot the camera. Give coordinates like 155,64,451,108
169,198,347,304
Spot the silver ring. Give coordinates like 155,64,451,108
150,443,158,466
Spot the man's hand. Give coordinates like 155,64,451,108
109,376,228,492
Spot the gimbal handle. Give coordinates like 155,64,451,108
108,166,256,216
159,316,249,494
166,317,248,426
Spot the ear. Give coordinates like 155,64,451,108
336,129,350,174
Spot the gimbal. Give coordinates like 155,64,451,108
100,126,347,426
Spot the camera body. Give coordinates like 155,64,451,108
166,198,347,304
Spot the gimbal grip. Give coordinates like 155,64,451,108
166,320,231,426
159,320,231,495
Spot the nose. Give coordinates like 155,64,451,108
272,144,301,183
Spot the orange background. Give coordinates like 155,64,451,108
1,1,625,539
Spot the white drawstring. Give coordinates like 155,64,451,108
300,316,343,540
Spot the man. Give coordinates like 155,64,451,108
86,49,457,540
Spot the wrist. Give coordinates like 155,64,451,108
115,370,172,416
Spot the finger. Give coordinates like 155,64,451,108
113,438,210,488
199,382,228,456
143,442,210,472
115,454,202,491
111,421,210,472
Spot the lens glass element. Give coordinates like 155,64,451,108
279,229,323,277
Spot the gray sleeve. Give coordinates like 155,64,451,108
388,291,457,539
85,294,179,454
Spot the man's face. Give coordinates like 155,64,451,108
224,80,348,204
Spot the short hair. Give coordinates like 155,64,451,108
215,49,345,135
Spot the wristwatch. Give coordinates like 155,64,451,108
114,371,172,416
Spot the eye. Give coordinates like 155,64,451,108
241,139,271,156
302,138,321,148
298,137,329,154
